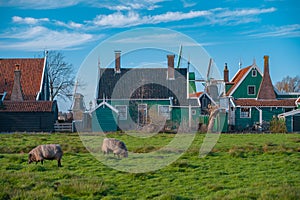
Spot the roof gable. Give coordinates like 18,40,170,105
90,100,119,114
0,58,45,100
227,64,263,97
226,66,251,96
199,92,217,106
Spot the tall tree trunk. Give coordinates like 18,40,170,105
207,109,219,133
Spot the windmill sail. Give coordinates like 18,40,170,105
176,45,182,68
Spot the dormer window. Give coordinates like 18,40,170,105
252,69,257,77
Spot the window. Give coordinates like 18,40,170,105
158,105,170,120
248,85,256,95
115,105,127,120
240,107,251,118
191,109,197,115
252,69,257,77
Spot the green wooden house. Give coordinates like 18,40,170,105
92,51,200,132
224,56,299,132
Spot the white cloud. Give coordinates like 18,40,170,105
206,7,277,26
249,24,300,38
101,0,165,11
1,0,83,9
0,26,99,51
88,7,276,28
12,16,49,24
217,7,276,17
90,10,211,28
150,10,211,23
1,0,166,11
1,26,46,39
55,20,83,29
180,0,197,8
12,16,83,30
92,12,141,27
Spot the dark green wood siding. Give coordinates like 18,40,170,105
232,68,262,98
92,105,118,132
0,112,56,132
235,107,289,131
285,116,293,132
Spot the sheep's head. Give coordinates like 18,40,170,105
122,150,128,158
28,153,35,164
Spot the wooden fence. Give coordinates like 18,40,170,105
54,122,74,132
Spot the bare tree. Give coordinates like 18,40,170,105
207,104,219,133
46,51,75,101
275,75,300,93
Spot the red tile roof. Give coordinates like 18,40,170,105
189,91,203,98
0,101,55,112
0,58,45,100
226,66,251,96
234,99,297,107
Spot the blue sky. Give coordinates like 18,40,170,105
0,0,300,109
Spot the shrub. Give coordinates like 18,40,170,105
270,117,287,133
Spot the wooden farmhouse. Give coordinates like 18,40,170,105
0,54,58,132
224,56,300,132
90,51,201,132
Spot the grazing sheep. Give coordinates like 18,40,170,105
102,138,128,158
28,144,63,167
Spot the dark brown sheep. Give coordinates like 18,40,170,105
28,144,63,167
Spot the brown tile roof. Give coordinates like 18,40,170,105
234,99,297,107
0,101,55,112
0,58,45,100
189,91,203,98
226,66,251,96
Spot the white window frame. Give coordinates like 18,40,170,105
240,107,251,118
158,105,171,120
252,69,257,77
115,105,127,120
247,85,256,95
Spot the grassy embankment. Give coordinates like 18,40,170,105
0,133,299,199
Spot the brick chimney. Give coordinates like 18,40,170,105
257,55,276,99
11,64,24,101
224,63,229,82
114,50,121,73
167,54,175,80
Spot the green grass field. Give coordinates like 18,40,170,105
0,133,299,200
